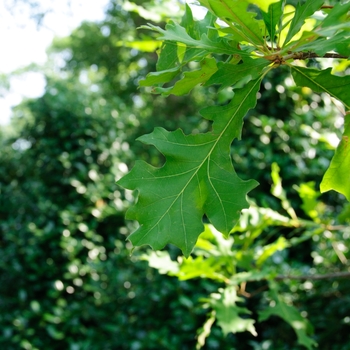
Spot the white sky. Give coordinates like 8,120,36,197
0,0,110,125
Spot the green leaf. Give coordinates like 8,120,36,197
316,2,350,37
156,41,181,71
139,67,180,87
290,66,350,110
141,251,180,275
199,0,264,46
117,79,262,256
259,282,317,350
289,32,348,56
210,286,257,336
261,1,284,43
283,0,324,46
295,182,321,221
246,0,280,13
142,21,245,56
320,114,350,201
161,57,218,96
176,256,229,282
206,57,270,90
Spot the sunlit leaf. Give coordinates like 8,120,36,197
210,286,257,336
283,0,324,46
259,282,317,350
320,114,350,201
198,0,264,46
261,1,284,43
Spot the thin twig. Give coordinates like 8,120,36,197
275,271,350,281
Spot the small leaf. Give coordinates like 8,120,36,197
316,2,350,37
321,114,350,201
210,286,257,336
290,66,350,110
261,1,284,43
283,0,324,46
259,282,317,350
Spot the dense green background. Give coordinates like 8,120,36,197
1,1,349,349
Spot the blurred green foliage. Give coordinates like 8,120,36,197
0,0,349,349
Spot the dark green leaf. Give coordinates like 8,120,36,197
117,79,262,256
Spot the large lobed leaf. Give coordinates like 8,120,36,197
117,79,262,256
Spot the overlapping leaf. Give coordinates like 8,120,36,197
283,0,324,46
206,57,270,90
199,0,264,46
142,21,243,56
261,1,284,43
117,79,262,256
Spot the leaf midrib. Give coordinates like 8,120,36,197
139,78,263,244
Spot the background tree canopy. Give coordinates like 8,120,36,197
0,0,349,349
